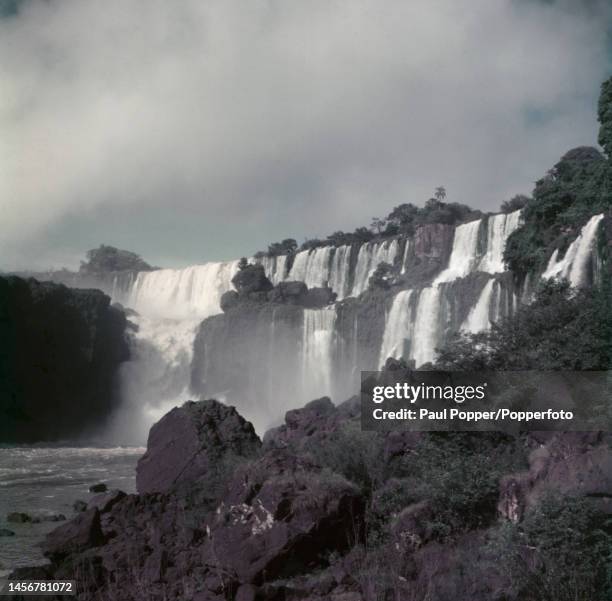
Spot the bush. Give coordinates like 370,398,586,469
490,493,612,601
79,245,153,274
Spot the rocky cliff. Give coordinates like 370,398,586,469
0,276,129,442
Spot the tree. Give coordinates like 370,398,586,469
267,238,298,257
500,194,529,213
598,76,612,158
370,217,386,235
434,186,446,202
79,245,154,274
237,257,249,271
368,262,394,290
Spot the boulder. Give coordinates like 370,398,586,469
89,483,108,493
303,286,337,308
42,508,105,560
136,399,261,494
7,512,32,523
87,489,126,514
73,500,88,513
232,265,273,295
204,449,364,584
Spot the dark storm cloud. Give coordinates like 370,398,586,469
1,0,611,269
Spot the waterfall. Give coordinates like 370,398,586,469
434,219,482,284
302,307,336,400
259,254,288,285
328,245,352,299
400,239,412,274
542,214,604,287
128,261,239,319
410,286,442,367
378,290,414,366
478,210,522,273
462,279,496,333
351,239,399,296
288,247,333,288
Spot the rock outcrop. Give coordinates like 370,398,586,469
0,276,129,442
137,400,261,494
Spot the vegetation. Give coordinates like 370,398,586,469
435,279,612,371
490,493,611,601
79,245,154,274
505,77,612,276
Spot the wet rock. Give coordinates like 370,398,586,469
7,512,32,523
232,264,273,295
136,399,261,494
0,528,15,537
42,508,105,560
87,489,126,514
89,483,108,493
73,500,88,513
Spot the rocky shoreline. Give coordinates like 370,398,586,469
8,392,610,601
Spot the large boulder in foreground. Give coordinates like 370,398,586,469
203,449,365,585
136,400,261,494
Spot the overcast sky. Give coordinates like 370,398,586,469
1,0,611,270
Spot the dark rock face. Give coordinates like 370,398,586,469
42,508,105,561
0,276,129,443
498,432,612,521
232,264,273,295
89,483,108,493
191,304,304,427
137,400,261,494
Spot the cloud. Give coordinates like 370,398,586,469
1,0,610,269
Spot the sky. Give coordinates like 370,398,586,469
1,0,611,271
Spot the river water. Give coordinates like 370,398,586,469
0,447,143,577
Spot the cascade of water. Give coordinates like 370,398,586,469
542,214,604,287
478,210,522,273
288,247,334,288
434,219,482,284
351,239,399,296
462,279,496,333
301,307,336,400
378,290,414,366
410,286,442,367
400,239,412,274
259,255,288,285
328,245,352,299
128,261,239,320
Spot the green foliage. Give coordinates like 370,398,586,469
267,238,297,257
406,433,525,539
500,194,530,213
504,144,611,275
367,261,394,290
490,493,611,601
436,279,612,370
598,76,612,158
304,422,387,495
79,245,153,274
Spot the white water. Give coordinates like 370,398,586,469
434,219,482,284
351,239,399,296
378,290,414,366
542,214,604,287
328,245,353,299
288,247,334,289
478,210,522,273
259,254,288,285
462,279,496,333
127,261,239,319
302,307,336,400
410,286,442,367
